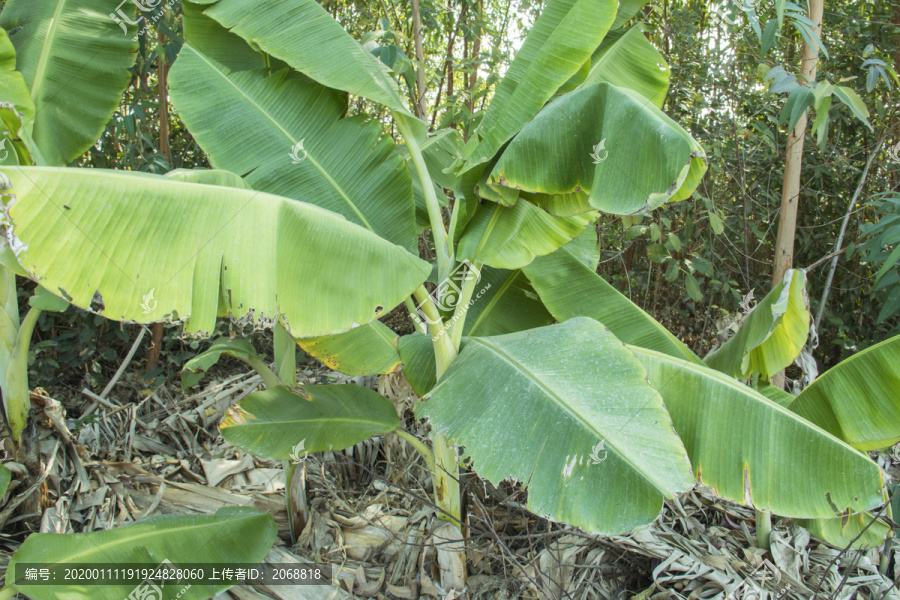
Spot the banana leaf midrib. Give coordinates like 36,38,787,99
28,0,68,107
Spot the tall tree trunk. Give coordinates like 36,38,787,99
146,32,171,374
772,0,823,286
411,0,428,120
466,0,482,114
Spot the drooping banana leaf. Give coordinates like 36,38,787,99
788,335,900,451
704,269,810,379
165,167,252,189
524,244,701,363
419,317,694,534
461,228,595,337
631,346,885,519
756,380,796,408
1,167,430,337
220,385,400,459
486,83,707,215
0,0,137,165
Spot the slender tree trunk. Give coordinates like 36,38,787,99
467,0,482,114
772,0,823,286
411,0,428,120
146,32,171,374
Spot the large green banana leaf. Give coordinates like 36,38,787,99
457,201,597,269
220,385,400,459
187,0,412,117
788,335,900,451
580,26,670,108
419,317,694,534
298,321,401,376
631,346,885,519
704,269,810,379
1,167,429,337
453,0,618,173
524,244,701,363
487,83,707,215
169,46,417,250
4,506,276,600
0,0,137,166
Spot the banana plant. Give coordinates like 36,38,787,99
0,0,892,597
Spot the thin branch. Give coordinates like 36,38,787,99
804,247,847,272
813,135,885,333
